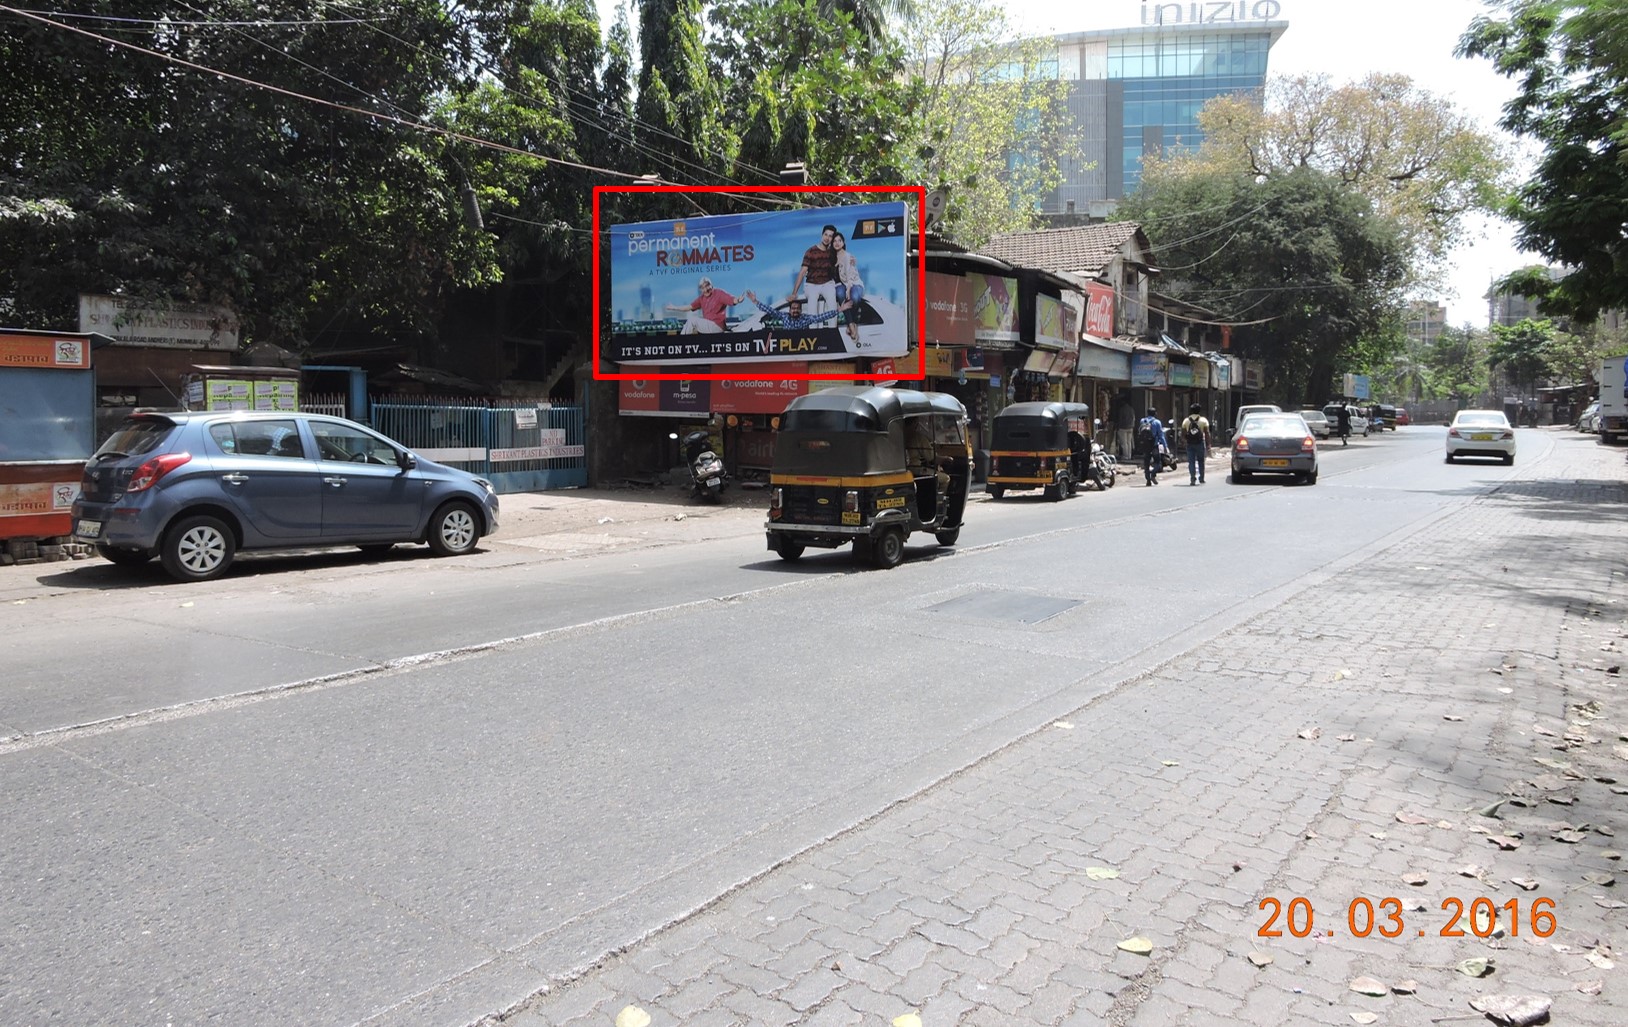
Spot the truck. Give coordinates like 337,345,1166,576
1598,353,1628,444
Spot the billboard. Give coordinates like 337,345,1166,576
1085,282,1115,338
606,202,909,366
924,272,974,345
971,273,1019,347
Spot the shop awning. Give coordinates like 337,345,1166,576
1021,350,1057,374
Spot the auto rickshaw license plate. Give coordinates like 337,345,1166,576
1262,459,1289,468
841,511,861,525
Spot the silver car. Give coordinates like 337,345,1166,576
71,411,500,581
1231,412,1319,484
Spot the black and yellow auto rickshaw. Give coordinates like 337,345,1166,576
766,386,971,569
986,401,1093,500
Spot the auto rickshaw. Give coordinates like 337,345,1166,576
766,386,971,569
986,401,1093,500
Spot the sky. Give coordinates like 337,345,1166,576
593,0,1534,327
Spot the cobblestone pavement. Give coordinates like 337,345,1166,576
485,441,1628,1027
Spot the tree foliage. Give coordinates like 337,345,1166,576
1117,166,1409,405
894,0,1078,246
1459,0,1628,321
1487,316,1554,395
1140,73,1508,282
1423,324,1492,402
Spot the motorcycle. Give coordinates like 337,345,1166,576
681,430,727,503
1088,419,1118,489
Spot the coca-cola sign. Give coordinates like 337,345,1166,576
1085,282,1115,338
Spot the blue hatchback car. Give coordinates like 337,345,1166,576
72,411,500,582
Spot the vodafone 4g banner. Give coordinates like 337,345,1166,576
607,202,909,365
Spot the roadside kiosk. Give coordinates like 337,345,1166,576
0,329,111,543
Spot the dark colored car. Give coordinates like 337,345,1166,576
1230,412,1318,484
72,411,500,582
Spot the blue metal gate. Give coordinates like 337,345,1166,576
369,398,587,494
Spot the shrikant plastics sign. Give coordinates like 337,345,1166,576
606,202,909,366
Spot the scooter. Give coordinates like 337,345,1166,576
1088,419,1118,489
681,431,727,503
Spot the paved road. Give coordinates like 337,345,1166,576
4,427,1624,1026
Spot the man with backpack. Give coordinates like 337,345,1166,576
1179,402,1211,485
1134,407,1169,486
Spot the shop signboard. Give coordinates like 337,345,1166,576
971,273,1019,349
1191,358,1212,389
712,363,809,413
1342,372,1372,400
923,347,956,377
619,374,713,416
1085,282,1115,338
1131,350,1169,388
1035,294,1066,349
0,332,92,369
1242,360,1263,391
1076,340,1130,381
1170,361,1194,388
79,294,239,351
925,272,974,345
606,202,909,365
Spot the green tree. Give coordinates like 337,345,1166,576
1424,324,1491,404
1142,72,1509,283
1117,166,1408,405
1459,0,1628,320
635,0,722,181
1544,320,1628,384
889,0,1079,246
1487,317,1554,399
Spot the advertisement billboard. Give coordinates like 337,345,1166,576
971,273,1019,348
924,272,974,345
606,202,909,366
1085,282,1115,338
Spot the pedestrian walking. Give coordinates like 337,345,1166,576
1134,408,1168,486
1178,402,1210,484
1335,404,1352,446
1115,393,1137,462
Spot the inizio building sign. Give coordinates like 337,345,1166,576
1142,1,1283,24
606,202,909,366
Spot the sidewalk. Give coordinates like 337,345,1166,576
489,440,1628,1026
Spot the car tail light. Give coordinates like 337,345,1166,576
1233,436,1250,452
1501,430,1515,439
843,490,859,513
769,487,782,519
1447,427,1462,438
126,452,192,492
1302,435,1316,452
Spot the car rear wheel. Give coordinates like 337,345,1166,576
871,527,905,570
96,544,152,567
1445,453,1455,463
160,515,235,582
427,501,480,556
1232,470,1250,483
1303,469,1319,485
1503,454,1515,466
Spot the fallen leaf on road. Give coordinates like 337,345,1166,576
1459,864,1489,879
1445,714,1464,721
1577,980,1603,995
1299,727,1322,740
1396,811,1431,825
1161,760,1179,766
1583,872,1616,887
1533,757,1573,772
1594,899,1628,911
1402,872,1429,886
1489,836,1522,851
1586,950,1615,968
1117,936,1153,955
1510,877,1540,891
1604,850,1623,861
1393,979,1418,994
1338,733,1357,742
1052,721,1075,730
1531,774,1567,791
1086,867,1120,880
1371,831,1387,840
1468,994,1552,1026
1248,951,1273,967
1554,829,1590,844
1457,957,1493,978
1350,1014,1378,1025
1349,976,1388,996
1479,800,1506,818
615,1007,652,1027
1498,686,1514,693
892,1014,922,1027
1334,668,1352,680
1533,725,1558,737
179,601,194,608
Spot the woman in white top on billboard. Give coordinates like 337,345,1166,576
832,231,865,347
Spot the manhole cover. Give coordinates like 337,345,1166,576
926,590,1083,624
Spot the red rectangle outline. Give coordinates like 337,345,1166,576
592,185,927,382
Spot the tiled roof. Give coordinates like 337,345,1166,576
981,223,1145,277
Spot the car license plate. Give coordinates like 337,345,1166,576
706,477,721,487
75,519,102,539
1471,433,1493,441
1262,459,1289,468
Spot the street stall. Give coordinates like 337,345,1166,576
181,364,300,411
0,329,110,552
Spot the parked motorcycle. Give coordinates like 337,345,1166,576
681,430,727,503
1089,419,1118,489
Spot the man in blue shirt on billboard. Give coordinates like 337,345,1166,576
745,291,843,330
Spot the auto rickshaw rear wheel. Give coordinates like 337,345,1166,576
934,527,960,546
872,527,905,569
987,484,1004,500
773,536,804,561
1045,478,1066,501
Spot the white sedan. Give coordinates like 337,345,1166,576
1445,410,1516,465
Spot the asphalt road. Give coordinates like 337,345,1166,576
0,426,1568,1026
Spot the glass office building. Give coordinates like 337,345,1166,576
1041,20,1286,216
